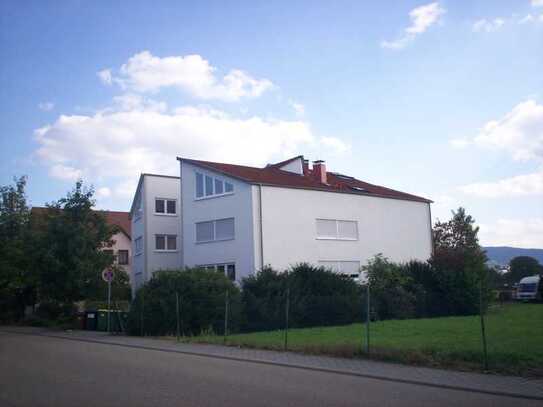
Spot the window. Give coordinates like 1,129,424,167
103,249,114,262
316,219,358,240
226,264,236,281
167,200,176,214
196,173,204,198
155,235,177,251
155,198,176,215
196,218,235,243
118,250,129,265
215,218,235,241
134,194,143,221
318,260,360,279
135,237,143,254
197,263,236,281
195,171,234,199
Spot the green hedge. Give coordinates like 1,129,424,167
241,263,363,332
126,268,241,336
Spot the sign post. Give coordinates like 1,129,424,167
102,269,114,333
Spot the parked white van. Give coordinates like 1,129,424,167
516,275,541,301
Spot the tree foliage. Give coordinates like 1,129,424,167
31,181,120,305
241,263,362,332
505,256,542,285
431,207,489,315
126,268,241,336
0,176,35,321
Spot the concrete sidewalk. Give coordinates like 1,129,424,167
3,326,543,401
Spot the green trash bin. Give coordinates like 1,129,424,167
97,309,128,332
85,311,98,330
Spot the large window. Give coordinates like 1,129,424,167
195,171,234,199
118,250,129,265
196,218,235,243
318,260,361,279
155,234,177,251
135,237,143,254
198,263,236,281
316,219,358,240
155,198,176,215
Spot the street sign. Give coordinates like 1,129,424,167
102,269,114,282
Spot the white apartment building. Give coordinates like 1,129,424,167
129,156,433,292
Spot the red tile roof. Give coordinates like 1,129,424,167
102,211,131,238
180,157,432,203
31,207,131,237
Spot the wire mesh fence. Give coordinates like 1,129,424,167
123,269,541,376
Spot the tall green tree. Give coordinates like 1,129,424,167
431,207,488,315
506,256,542,285
33,181,118,307
0,176,34,320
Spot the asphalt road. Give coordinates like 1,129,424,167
0,331,539,407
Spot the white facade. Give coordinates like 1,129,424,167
130,174,181,292
180,161,256,283
129,157,433,293
255,185,432,276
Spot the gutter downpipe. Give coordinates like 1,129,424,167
258,184,264,270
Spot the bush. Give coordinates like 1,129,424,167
241,263,363,332
126,268,241,336
364,255,418,320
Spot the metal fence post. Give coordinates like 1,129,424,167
176,291,181,342
366,281,370,354
480,276,488,371
140,292,144,337
284,283,290,351
224,289,229,344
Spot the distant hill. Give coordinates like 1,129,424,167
483,246,543,266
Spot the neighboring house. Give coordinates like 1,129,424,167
129,155,432,292
30,207,132,286
100,210,132,287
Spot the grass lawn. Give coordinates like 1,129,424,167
182,303,543,376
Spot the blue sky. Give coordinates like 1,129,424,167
1,0,542,248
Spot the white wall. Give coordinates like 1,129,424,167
131,185,146,294
180,161,256,282
258,185,432,273
143,175,182,277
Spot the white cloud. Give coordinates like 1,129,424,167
519,14,535,24
472,18,505,32
381,2,445,49
38,102,55,111
48,164,82,181
478,218,543,248
288,100,305,116
101,51,273,102
318,136,350,154
111,93,167,113
449,138,471,148
98,69,113,85
473,100,543,162
459,170,543,198
96,187,112,198
34,106,348,199
532,0,543,7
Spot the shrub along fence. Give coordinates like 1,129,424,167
125,261,521,373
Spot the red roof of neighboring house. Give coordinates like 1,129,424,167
102,211,131,238
31,207,131,237
179,156,432,203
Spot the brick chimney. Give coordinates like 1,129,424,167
302,159,310,175
312,160,327,184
